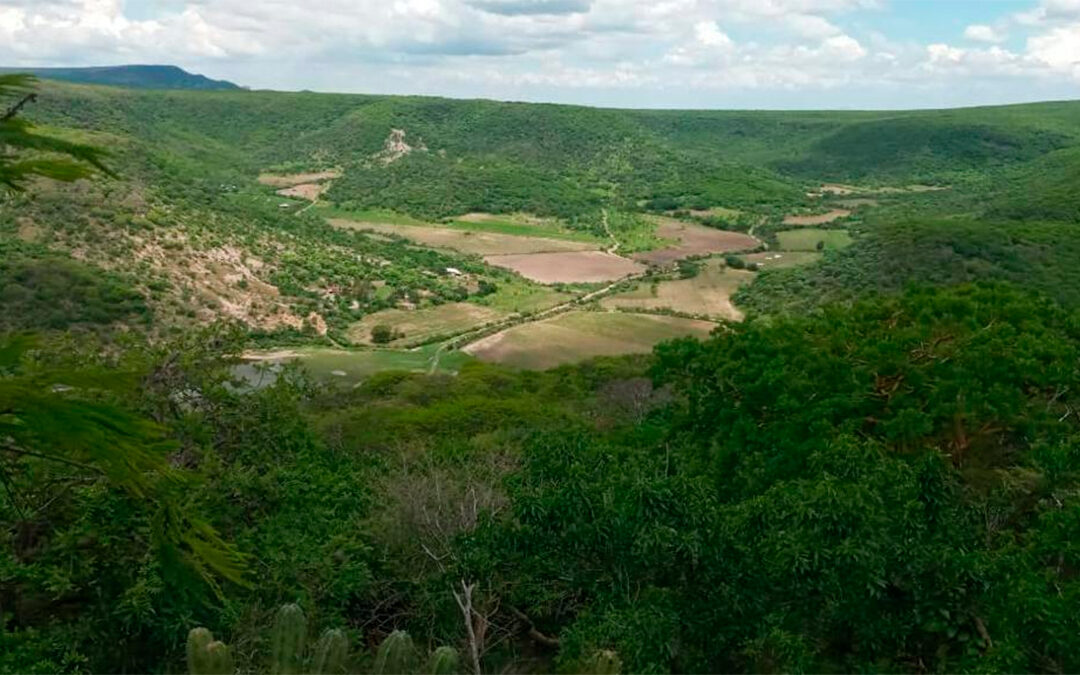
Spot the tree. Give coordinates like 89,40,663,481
371,324,397,344
0,74,111,191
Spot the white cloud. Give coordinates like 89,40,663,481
0,0,1078,108
964,24,1004,43
1028,22,1080,76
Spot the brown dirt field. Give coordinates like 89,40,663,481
347,302,506,346
331,219,598,256
464,311,715,370
632,217,759,266
821,183,858,195
783,209,851,226
484,251,646,284
257,170,341,188
276,183,327,201
457,212,559,227
602,261,754,321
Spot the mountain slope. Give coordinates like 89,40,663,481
0,65,241,90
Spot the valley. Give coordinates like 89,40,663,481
6,66,1080,675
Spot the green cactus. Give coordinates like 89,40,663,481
204,642,235,675
427,646,460,675
584,650,622,675
312,628,350,674
271,603,308,675
188,628,215,675
373,630,418,675
187,628,234,675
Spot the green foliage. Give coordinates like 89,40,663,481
461,285,1080,673
0,241,149,331
739,218,1080,315
0,74,111,191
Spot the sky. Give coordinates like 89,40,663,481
0,0,1079,109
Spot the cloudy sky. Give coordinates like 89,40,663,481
1,0,1079,109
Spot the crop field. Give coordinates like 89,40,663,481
463,310,716,370
484,251,646,283
276,183,327,201
602,261,754,320
777,228,854,251
236,344,474,387
451,212,596,240
633,217,759,265
257,170,341,188
473,279,576,314
782,208,852,226
347,302,507,346
742,251,823,268
330,219,599,256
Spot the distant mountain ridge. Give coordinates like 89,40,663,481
0,65,241,91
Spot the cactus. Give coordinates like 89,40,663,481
427,646,460,675
270,603,308,675
204,642,235,675
188,628,216,675
312,628,350,674
373,630,418,675
585,650,622,675
187,628,234,675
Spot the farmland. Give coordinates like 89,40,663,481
602,260,754,320
777,228,855,251
632,217,760,265
346,302,507,346
484,250,647,283
463,310,716,369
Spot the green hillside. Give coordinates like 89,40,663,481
0,65,241,90
8,76,1080,674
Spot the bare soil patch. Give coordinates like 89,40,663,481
484,251,646,284
783,209,851,226
331,219,598,256
276,183,327,201
632,217,759,266
464,311,715,370
257,170,341,188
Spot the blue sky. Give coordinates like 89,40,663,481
1,0,1078,109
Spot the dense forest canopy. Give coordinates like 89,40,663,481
3,75,1080,674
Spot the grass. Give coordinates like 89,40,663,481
464,310,715,370
347,302,507,346
777,228,854,252
742,251,823,269
237,344,474,388
315,205,431,226
473,279,576,314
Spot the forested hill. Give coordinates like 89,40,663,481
8,73,1080,675
0,65,241,90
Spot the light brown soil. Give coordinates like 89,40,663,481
276,183,327,201
632,217,759,266
257,170,341,188
484,251,646,284
347,303,506,346
783,209,851,226
464,311,715,370
331,219,598,256
742,251,823,269
602,261,753,321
